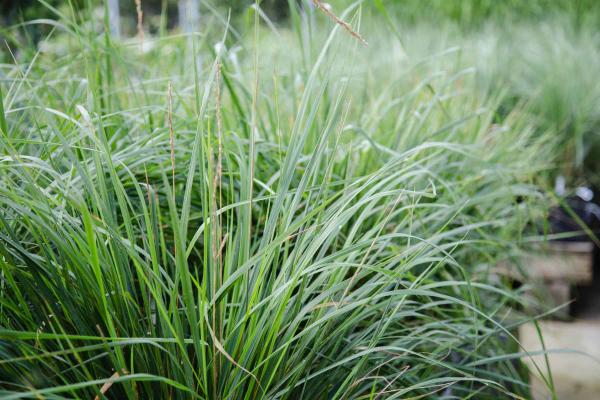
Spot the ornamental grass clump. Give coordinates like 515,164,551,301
0,2,556,399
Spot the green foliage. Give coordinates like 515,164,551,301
364,0,600,27
0,2,569,399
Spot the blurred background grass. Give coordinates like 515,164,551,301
2,0,599,185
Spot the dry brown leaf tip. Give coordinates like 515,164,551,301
94,369,128,400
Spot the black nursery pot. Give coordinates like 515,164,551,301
548,188,600,242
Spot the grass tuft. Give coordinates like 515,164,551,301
0,2,577,399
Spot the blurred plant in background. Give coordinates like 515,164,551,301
3,0,598,184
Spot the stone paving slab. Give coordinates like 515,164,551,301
519,320,600,400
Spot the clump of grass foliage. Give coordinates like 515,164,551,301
0,1,563,399
357,0,600,187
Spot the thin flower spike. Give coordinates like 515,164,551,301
168,81,175,202
135,0,144,47
312,0,368,45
